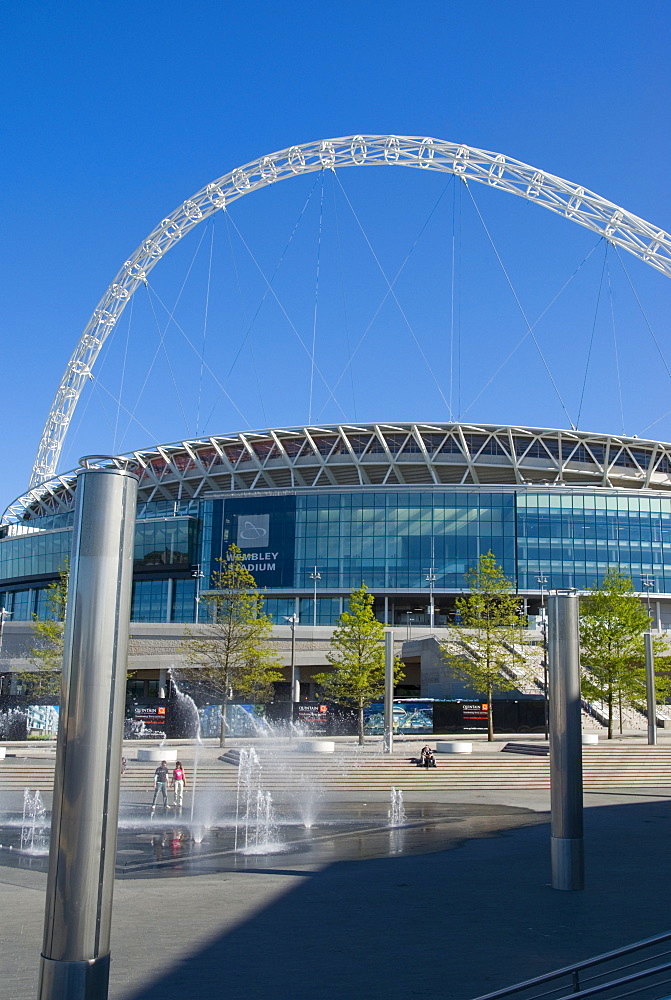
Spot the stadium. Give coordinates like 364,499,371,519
2,420,671,723
2,136,671,727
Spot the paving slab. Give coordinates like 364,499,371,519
1,787,671,999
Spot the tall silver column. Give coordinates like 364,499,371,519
548,593,584,891
645,631,657,746
383,630,394,753
38,459,138,1000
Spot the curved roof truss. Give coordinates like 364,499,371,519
7,422,671,525
33,135,671,488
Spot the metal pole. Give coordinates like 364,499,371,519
290,614,299,703
645,631,657,746
548,592,584,891
310,567,320,628
192,564,204,624
0,606,11,654
0,607,11,697
538,575,549,741
383,630,394,753
426,572,436,631
38,458,138,1000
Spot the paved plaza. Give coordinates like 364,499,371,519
1,736,670,1000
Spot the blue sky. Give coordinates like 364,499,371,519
1,0,670,508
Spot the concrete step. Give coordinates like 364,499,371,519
2,747,670,792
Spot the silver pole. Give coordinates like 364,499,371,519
425,569,436,631
548,592,584,891
383,630,394,753
290,614,299,703
645,631,657,746
310,567,320,628
38,459,138,1000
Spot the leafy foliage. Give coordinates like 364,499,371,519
179,545,283,745
440,552,525,741
580,568,666,737
314,584,403,744
22,564,68,700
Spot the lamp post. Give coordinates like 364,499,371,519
425,570,437,630
642,575,657,746
0,607,11,698
283,613,299,704
406,613,414,641
309,567,321,627
538,575,549,741
642,574,655,621
0,606,11,649
191,565,204,623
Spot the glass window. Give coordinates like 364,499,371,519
131,580,168,622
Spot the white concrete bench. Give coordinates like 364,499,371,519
435,741,473,754
295,740,335,753
137,748,178,762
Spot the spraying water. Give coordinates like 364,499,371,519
21,788,49,854
168,671,202,823
389,787,406,827
234,747,278,853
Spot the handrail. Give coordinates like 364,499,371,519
471,929,671,1000
559,961,671,999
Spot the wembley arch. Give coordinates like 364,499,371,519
32,134,671,488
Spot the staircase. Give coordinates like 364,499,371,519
2,745,670,794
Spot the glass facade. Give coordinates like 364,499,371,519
0,528,72,583
3,487,671,623
292,491,515,590
517,492,671,592
134,517,198,568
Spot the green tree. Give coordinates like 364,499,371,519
22,564,68,700
580,568,665,738
440,552,525,741
313,584,404,745
179,545,283,746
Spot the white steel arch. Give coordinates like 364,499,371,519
32,134,671,488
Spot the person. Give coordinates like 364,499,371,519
151,760,171,809
121,756,127,775
420,745,436,769
173,760,186,807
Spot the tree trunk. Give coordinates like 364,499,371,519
607,690,613,740
219,690,229,748
358,703,364,745
487,687,494,742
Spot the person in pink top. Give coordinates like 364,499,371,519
173,761,187,807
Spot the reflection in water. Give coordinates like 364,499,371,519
0,800,540,880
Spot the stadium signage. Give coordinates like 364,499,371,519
212,495,297,587
227,550,278,572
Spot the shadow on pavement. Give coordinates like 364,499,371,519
120,795,671,1000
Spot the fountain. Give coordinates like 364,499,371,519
389,787,406,827
0,706,28,741
20,788,49,854
234,747,279,853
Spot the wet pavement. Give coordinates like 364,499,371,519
0,799,543,880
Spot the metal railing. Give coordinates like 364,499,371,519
471,930,671,1000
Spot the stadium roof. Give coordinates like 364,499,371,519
5,422,671,524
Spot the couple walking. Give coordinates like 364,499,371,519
151,760,187,809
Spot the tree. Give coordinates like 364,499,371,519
22,564,68,700
580,568,666,738
313,584,404,745
440,552,525,741
179,545,283,746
